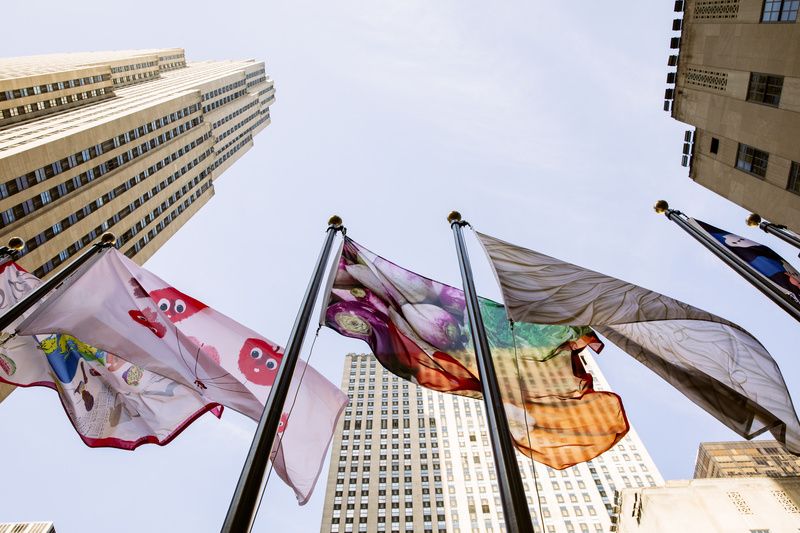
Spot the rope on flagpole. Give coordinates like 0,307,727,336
256,324,323,516
510,320,545,533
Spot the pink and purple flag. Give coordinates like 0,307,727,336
8,250,347,504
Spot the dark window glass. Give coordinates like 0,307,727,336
747,73,783,106
788,161,800,195
736,144,769,178
710,137,719,154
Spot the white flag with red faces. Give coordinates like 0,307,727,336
17,250,347,504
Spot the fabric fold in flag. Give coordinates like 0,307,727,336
0,260,222,449
688,218,800,304
323,237,628,470
476,230,800,454
13,250,347,504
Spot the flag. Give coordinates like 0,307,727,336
14,250,347,504
689,218,800,304
0,260,223,449
476,230,800,454
323,238,628,469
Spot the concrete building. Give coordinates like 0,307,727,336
665,0,800,232
611,477,800,532
694,440,800,479
0,48,274,403
0,48,274,275
319,353,663,533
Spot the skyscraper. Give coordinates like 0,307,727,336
0,48,274,275
694,440,800,479
0,48,274,403
319,353,663,533
664,0,800,232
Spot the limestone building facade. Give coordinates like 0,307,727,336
612,477,800,532
666,0,800,231
319,353,663,533
0,48,274,275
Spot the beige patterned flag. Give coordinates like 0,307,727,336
477,231,800,454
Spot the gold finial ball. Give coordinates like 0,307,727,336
328,215,343,228
100,232,117,246
447,211,462,223
7,237,24,252
746,213,762,227
653,200,670,214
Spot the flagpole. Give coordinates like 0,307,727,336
655,201,800,323
746,213,800,253
448,211,534,533
0,232,117,331
222,215,345,533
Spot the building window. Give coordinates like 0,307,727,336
736,144,769,178
788,162,800,195
747,73,783,106
710,137,719,154
762,0,799,21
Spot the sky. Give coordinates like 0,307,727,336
1,1,799,532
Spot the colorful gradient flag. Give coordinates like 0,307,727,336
0,260,222,449
476,230,800,454
323,238,628,470
13,250,347,504
689,218,800,303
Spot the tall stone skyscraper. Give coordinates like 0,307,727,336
0,48,274,274
320,353,663,533
664,0,800,231
0,48,274,402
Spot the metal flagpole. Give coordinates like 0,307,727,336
222,215,345,533
448,211,535,533
655,201,800,323
0,232,117,331
746,213,800,254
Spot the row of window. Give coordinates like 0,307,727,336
22,133,211,257
159,53,184,62
201,78,247,102
246,75,268,89
1,102,201,201
202,88,247,114
211,99,260,130
214,113,270,164
0,74,108,102
110,61,157,74
245,68,266,80
0,88,108,120
35,172,210,278
113,70,159,86
1,115,203,228
213,132,255,168
733,142,800,195
216,104,261,143
124,176,213,258
30,144,211,277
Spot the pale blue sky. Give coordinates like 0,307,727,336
2,1,799,532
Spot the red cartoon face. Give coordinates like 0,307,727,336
129,308,166,338
149,287,208,323
277,412,289,434
238,337,283,386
